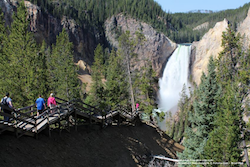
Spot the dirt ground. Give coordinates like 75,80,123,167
0,123,183,167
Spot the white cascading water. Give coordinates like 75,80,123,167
156,44,191,119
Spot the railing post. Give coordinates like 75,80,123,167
14,110,18,137
57,107,61,136
47,112,51,138
118,114,120,127
30,106,33,116
74,108,77,132
88,112,92,131
35,117,38,139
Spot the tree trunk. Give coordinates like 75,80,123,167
125,52,135,112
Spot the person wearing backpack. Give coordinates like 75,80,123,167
1,92,14,122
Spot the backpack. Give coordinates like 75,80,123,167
2,97,8,106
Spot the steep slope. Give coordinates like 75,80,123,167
191,19,228,85
237,8,250,50
105,14,176,77
0,123,183,167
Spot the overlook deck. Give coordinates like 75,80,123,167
0,97,140,138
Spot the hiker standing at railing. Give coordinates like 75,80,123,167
35,94,46,117
1,92,14,122
47,93,57,113
136,103,139,113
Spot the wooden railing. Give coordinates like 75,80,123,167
0,97,141,138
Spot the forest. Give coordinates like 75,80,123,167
168,27,250,164
0,1,157,115
27,0,250,43
1,0,250,165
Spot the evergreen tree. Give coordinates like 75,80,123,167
0,9,8,94
203,25,246,165
216,26,243,85
105,49,129,109
3,1,38,106
33,41,49,98
178,56,221,161
204,83,243,163
48,28,80,100
85,44,106,108
118,31,136,111
134,60,157,114
177,85,189,140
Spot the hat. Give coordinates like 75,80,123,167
6,92,9,96
50,93,54,96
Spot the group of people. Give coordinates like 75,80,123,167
35,93,57,117
0,92,57,122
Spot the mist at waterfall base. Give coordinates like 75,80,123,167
154,44,191,131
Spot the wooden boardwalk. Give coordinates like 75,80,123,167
0,97,140,138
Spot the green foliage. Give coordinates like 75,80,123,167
118,31,136,111
204,83,243,163
1,1,38,107
28,0,250,44
48,28,80,100
85,44,106,108
32,40,49,98
201,25,248,164
158,111,165,122
105,49,129,109
134,60,157,114
178,56,221,160
0,9,8,94
216,26,243,85
169,84,190,142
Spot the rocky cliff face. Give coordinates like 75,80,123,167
1,0,176,79
104,14,177,77
190,19,228,85
237,8,250,50
0,0,102,69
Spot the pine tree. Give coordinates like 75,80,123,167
118,31,136,111
3,1,38,106
178,56,221,160
176,84,189,141
33,41,49,98
216,26,243,85
85,44,106,108
48,28,80,100
105,49,129,109
203,25,246,165
204,83,243,163
0,9,8,94
134,60,157,114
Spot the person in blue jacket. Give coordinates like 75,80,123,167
35,94,46,117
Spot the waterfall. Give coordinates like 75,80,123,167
157,44,191,114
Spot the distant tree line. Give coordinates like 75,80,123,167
27,0,250,44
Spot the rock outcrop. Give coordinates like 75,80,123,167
237,8,250,50
191,19,228,85
0,0,102,66
1,0,177,80
193,22,209,31
104,14,177,77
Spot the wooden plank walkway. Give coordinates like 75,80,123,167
0,97,140,138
